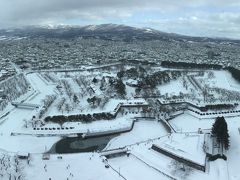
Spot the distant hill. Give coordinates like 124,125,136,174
0,24,240,44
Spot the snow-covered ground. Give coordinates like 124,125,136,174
0,135,60,153
105,120,168,150
224,116,240,180
158,79,188,96
25,153,122,180
108,154,171,180
26,73,56,105
153,133,206,166
169,112,214,132
206,70,240,92
1,68,240,180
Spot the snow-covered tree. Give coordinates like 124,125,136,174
212,116,230,150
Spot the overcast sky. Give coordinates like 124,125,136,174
1,0,240,38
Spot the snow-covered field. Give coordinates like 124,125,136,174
105,120,168,150
206,70,240,91
158,79,188,96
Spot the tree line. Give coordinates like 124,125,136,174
44,112,115,125
140,70,182,88
117,66,146,79
161,61,240,84
199,104,236,111
161,61,223,69
226,66,240,82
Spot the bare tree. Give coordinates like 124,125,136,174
12,156,24,180
169,160,193,179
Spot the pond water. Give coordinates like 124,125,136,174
49,134,118,154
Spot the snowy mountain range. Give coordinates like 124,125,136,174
0,24,239,43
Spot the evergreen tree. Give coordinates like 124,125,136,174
212,116,230,150
115,79,126,97
117,71,124,79
92,77,98,83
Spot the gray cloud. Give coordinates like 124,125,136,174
0,0,234,24
0,0,144,24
